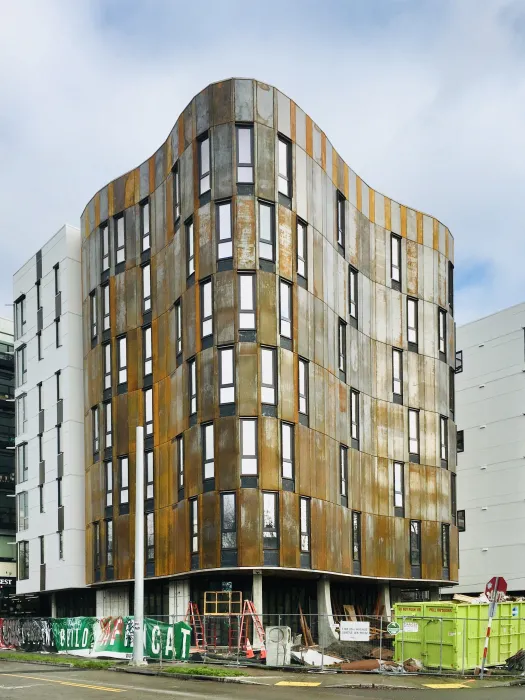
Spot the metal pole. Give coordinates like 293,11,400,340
130,427,147,666
379,615,383,666
439,618,443,673
480,577,498,679
461,617,466,676
401,616,405,666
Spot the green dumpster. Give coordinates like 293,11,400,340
393,601,525,670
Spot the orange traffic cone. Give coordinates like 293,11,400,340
259,644,266,660
245,639,254,659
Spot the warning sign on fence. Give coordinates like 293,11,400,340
339,621,370,641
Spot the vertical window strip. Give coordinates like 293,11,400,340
219,347,235,404
391,234,401,284
280,280,292,338
300,497,310,552
297,219,307,279
189,358,197,415
186,220,195,277
141,200,150,252
408,409,420,456
190,497,199,553
175,299,183,356
143,326,152,376
177,434,184,490
349,266,358,320
392,348,403,397
262,492,279,550
115,216,125,264
278,136,291,197
298,359,308,415
104,343,111,390
240,418,258,475
236,125,254,183
202,423,214,480
239,274,256,330
261,346,276,405
221,492,236,550
117,336,127,384
199,134,210,195
101,224,109,271
217,201,233,260
119,456,129,505
259,201,275,261
340,445,348,499
394,461,404,514
201,279,213,338
144,388,153,436
281,422,294,480
142,263,151,312
145,451,154,500
337,192,345,248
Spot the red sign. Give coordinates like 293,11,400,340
485,577,507,601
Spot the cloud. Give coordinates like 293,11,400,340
1,0,524,325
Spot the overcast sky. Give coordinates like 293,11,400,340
1,0,524,325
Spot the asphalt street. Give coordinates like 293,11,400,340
0,662,523,699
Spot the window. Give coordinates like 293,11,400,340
407,297,418,349
442,523,450,576
93,522,101,571
202,422,214,481
57,477,62,508
90,291,97,339
59,531,64,560
352,511,362,571
57,424,62,456
263,492,279,550
240,418,257,475
102,284,110,331
186,219,195,277
36,281,41,311
298,359,309,416
198,133,210,195
338,320,347,374
173,162,181,222
17,443,27,483
410,520,421,571
14,295,25,339
261,347,276,404
176,434,184,490
106,520,114,567
105,461,113,507
54,263,60,296
92,406,100,456
297,219,307,280
217,201,233,259
101,223,109,271
394,462,404,516
408,409,420,460
103,343,111,390
351,390,360,447
457,430,464,453
451,472,457,525
438,308,447,359
392,348,403,401
278,136,291,197
349,266,358,322
340,445,348,503
201,279,213,338
146,512,155,561
281,422,294,480
119,456,129,505
455,350,463,373
17,491,28,531
188,357,197,415
38,381,43,412
219,346,235,404
117,336,127,385
236,124,254,183
300,498,311,552
145,451,154,500
16,345,27,386
239,274,256,330
448,261,454,313
391,234,401,287
16,393,27,435
221,492,236,550
115,215,125,264
143,326,152,376
141,200,151,252
37,331,42,360
18,541,29,580
175,299,182,356
259,201,275,261
190,497,199,554
337,192,345,249
142,263,151,313
40,535,44,565
39,484,44,513
38,434,43,462
449,368,455,419
457,509,466,532
279,278,293,339
56,370,61,401
55,318,61,348
440,416,448,466
144,388,153,436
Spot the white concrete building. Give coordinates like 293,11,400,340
454,302,525,594
13,225,90,614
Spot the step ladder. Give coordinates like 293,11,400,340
238,600,266,658
185,601,205,650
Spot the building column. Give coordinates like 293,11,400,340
316,577,338,648
50,593,57,618
96,586,130,617
252,570,263,649
379,583,392,621
429,587,440,601
169,579,190,623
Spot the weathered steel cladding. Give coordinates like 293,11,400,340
81,79,458,587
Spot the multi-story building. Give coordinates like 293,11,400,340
13,225,95,616
81,78,458,627
454,302,525,595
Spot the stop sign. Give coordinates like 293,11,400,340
485,576,507,601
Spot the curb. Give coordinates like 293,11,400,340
110,666,261,684
0,657,79,669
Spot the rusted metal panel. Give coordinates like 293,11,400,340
195,86,210,136
197,202,212,278
183,101,194,151
238,343,257,416
201,491,218,569
297,285,312,361
311,498,327,571
156,442,172,510
279,347,294,423
239,489,261,566
212,123,233,200
212,79,232,126
199,347,214,423
280,491,299,568
180,146,194,225
260,416,279,491
234,79,253,122
185,424,201,498
174,500,189,573
277,90,291,138
255,82,274,127
215,270,235,345
278,204,293,280
236,196,256,269
256,123,275,201
184,284,196,359
216,416,238,492
258,270,277,347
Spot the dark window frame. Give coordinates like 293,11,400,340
438,308,447,360
103,342,111,390
337,191,346,250
186,218,195,278
236,123,254,184
392,347,403,402
55,317,61,348
394,461,405,517
351,389,360,449
457,429,464,453
142,262,152,314
144,387,153,437
262,491,279,551
279,279,292,339
92,405,99,457
176,433,184,491
141,198,151,252
119,455,129,506
239,273,256,330
340,444,348,504
143,325,152,377
297,218,308,281
451,472,457,525
440,415,448,467
258,200,275,262
281,421,294,481
298,358,309,418
101,223,110,272
102,283,110,332
277,134,292,199
146,511,155,562
338,319,347,376
190,496,199,554
188,357,197,416
114,214,126,265
240,417,258,476
202,422,215,481
455,350,463,373
173,161,181,223
105,459,113,507
200,278,213,339
349,265,358,323
145,450,154,500
106,519,114,567
216,200,233,261
407,296,418,350
261,346,277,405
410,519,422,568
352,511,362,569
442,523,450,576
457,508,466,532
408,408,420,462
220,491,237,551
391,233,401,288
198,132,211,196
300,497,311,553
219,345,235,405
175,298,183,357
117,335,127,385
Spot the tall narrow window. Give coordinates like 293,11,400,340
144,388,153,436
394,461,404,516
14,295,25,340
176,434,184,492
55,318,61,348
56,370,61,401
186,219,195,277
104,401,112,449
298,359,309,418
145,451,154,500
407,297,418,350
451,473,457,525
392,348,403,403
115,215,125,264
143,326,152,377
297,219,307,281
263,492,279,561
259,201,275,261
202,422,214,481
117,336,127,385
16,393,27,435
221,492,237,550
106,520,114,567
340,445,348,505
351,390,360,448
455,350,463,373
101,223,109,272
103,342,111,390
352,511,361,573
338,320,347,376
175,299,182,357
448,261,454,313
438,308,447,360
102,284,110,331
261,347,276,405
440,416,448,467
219,347,235,404
217,201,233,260
90,291,97,340
442,523,450,578
142,263,151,313
199,134,211,195
17,491,28,531
201,279,213,338
58,531,64,560
119,456,129,508
190,497,199,555
410,520,421,576
173,162,181,222
449,368,455,419
57,477,62,507
457,430,464,453
57,424,62,456
38,433,43,462
146,512,155,562
239,274,256,330
16,345,26,387
40,535,45,565
280,280,292,339
391,234,401,288
188,358,197,415
300,497,311,553
92,406,99,456
236,125,254,183
408,409,420,461
105,460,113,507
38,381,43,412
54,263,60,296
349,266,358,323
278,136,292,198
281,422,294,481
337,192,345,250
141,200,150,252
37,331,42,360
457,509,466,532
240,418,257,475
19,541,29,580
93,523,101,573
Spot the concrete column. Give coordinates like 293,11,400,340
169,579,190,623
379,583,392,621
96,586,130,617
316,577,338,648
50,593,57,618
252,571,263,649
429,587,440,601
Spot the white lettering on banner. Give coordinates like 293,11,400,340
165,627,174,656
82,627,89,647
181,627,191,655
151,626,161,655
339,621,370,642
403,622,419,633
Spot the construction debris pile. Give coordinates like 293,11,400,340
506,650,525,673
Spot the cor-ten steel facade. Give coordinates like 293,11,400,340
81,79,458,600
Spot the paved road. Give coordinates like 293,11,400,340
0,662,523,699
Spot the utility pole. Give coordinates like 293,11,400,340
130,427,147,666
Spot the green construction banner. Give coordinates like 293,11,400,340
92,616,191,660
51,617,97,655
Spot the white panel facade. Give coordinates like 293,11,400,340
13,224,85,595
455,302,525,594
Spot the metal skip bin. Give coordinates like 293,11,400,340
393,601,525,671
